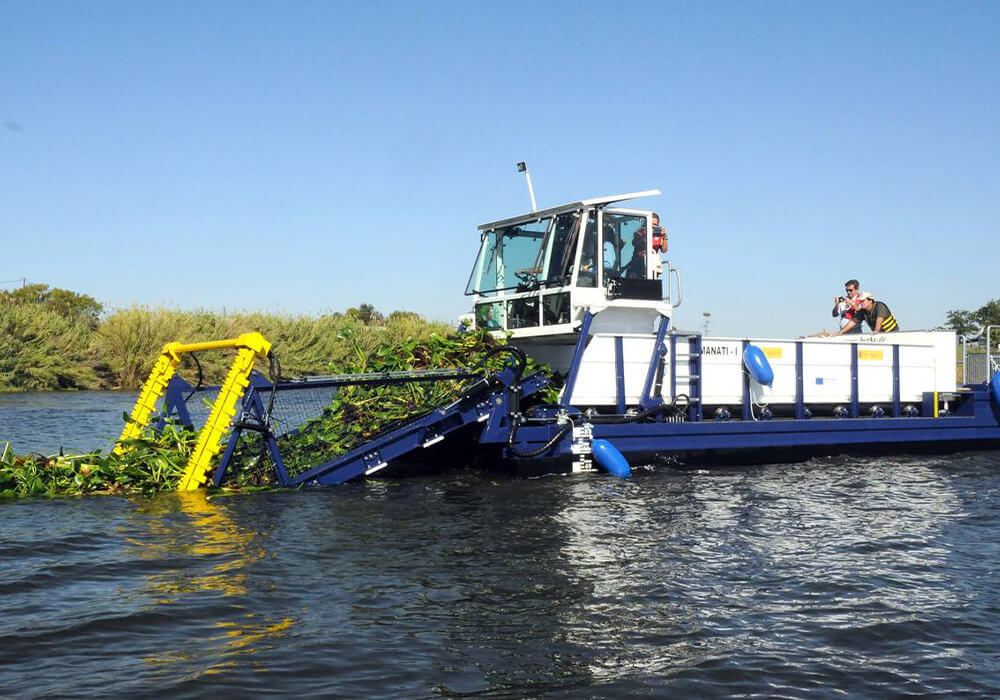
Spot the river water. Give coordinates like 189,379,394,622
2,393,1000,697
0,390,138,455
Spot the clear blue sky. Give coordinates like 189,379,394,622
2,0,997,337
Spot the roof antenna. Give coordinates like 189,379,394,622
516,161,538,212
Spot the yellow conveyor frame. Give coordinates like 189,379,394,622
114,333,272,491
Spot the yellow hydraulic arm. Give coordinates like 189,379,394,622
114,332,272,491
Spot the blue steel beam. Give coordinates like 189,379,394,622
639,314,671,411
670,333,678,402
850,346,860,418
741,340,750,421
795,342,805,420
560,310,596,408
161,375,196,428
211,373,293,486
293,371,550,486
892,345,901,417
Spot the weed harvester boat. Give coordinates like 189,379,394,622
116,190,1000,489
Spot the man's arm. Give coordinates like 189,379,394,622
835,317,859,335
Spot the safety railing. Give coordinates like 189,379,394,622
989,326,1000,378
662,259,682,307
962,353,997,385
966,325,1000,385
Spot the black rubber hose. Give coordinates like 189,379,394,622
262,351,282,426
229,352,283,439
479,344,527,382
507,393,689,457
182,352,205,403
507,417,573,458
584,394,690,424
458,345,530,402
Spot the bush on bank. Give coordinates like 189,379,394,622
0,285,454,391
0,304,99,391
92,307,455,389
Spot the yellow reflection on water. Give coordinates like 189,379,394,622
143,617,296,673
217,617,295,653
128,491,299,675
132,490,262,599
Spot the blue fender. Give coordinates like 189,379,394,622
593,439,630,478
992,371,1000,409
743,344,774,387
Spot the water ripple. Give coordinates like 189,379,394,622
1,452,1000,696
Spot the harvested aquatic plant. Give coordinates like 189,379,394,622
2,329,560,498
229,328,558,481
0,422,195,498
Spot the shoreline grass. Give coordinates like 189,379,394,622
1,293,455,392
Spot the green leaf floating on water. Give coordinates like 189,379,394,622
0,329,560,498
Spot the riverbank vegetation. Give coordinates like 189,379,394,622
0,284,453,391
0,285,557,498
0,325,556,498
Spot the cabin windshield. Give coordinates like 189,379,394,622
465,211,581,295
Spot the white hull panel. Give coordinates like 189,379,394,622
515,331,958,408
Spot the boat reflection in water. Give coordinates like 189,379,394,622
548,458,964,683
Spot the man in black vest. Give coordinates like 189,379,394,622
844,292,899,333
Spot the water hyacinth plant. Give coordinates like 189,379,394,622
2,329,561,498
0,422,194,498
230,328,559,481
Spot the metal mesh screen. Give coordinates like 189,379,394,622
254,385,339,438
173,384,338,437
177,387,221,427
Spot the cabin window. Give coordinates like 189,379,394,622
538,212,580,288
465,220,549,295
475,301,503,330
575,211,598,288
542,292,571,325
506,297,539,329
466,212,583,296
600,213,649,283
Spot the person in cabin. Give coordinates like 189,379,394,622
652,212,667,252
627,212,668,278
650,212,667,278
832,278,862,333
833,292,899,334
